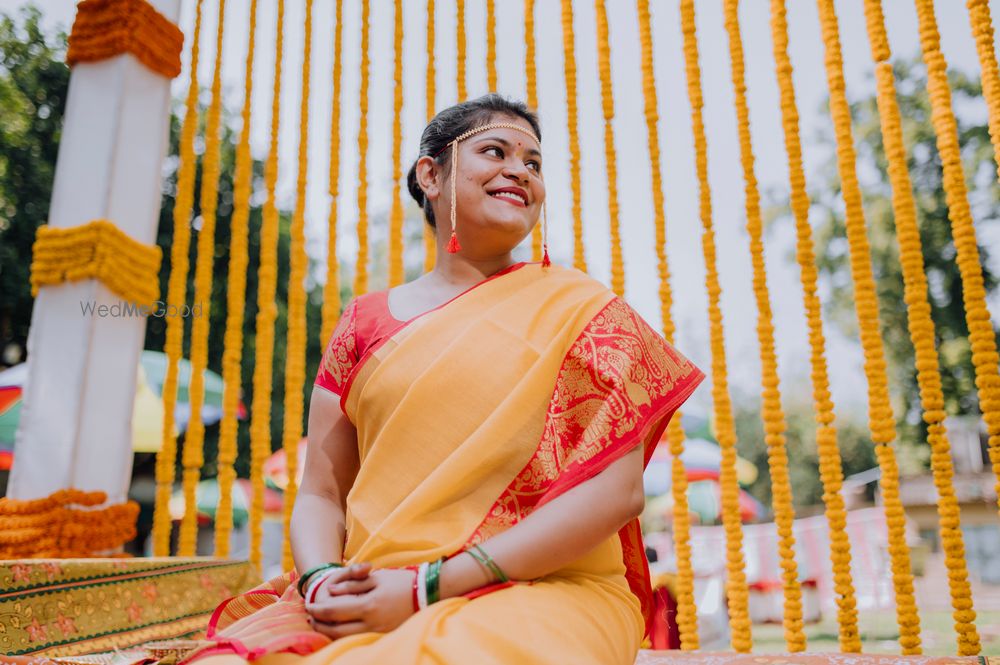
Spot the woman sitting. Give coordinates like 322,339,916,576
187,93,704,665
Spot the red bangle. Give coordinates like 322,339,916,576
406,565,419,613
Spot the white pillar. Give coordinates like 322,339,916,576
7,0,182,503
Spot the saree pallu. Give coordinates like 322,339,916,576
190,263,704,665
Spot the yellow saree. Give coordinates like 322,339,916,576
190,262,704,665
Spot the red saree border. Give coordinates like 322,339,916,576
338,261,533,416
462,296,705,636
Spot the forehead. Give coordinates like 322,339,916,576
469,124,541,157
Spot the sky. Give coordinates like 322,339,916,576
11,0,1000,422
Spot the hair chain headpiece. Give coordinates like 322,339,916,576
438,122,549,266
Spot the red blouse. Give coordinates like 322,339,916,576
314,291,404,397
314,262,531,399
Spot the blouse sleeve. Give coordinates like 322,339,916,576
314,298,359,396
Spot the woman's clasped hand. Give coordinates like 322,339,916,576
304,563,418,639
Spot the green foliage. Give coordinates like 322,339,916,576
806,59,999,465
0,6,346,477
0,6,68,365
734,387,877,511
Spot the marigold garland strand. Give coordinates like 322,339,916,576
635,0,697,648
967,0,1000,184
389,0,405,288
216,0,257,559
560,0,586,273
178,0,227,558
722,0,804,650
279,0,313,572
861,0,980,653
424,0,437,273
353,0,371,297
524,0,542,263
917,0,1000,524
814,0,921,652
152,0,203,558
594,0,624,297
321,0,345,347
248,0,285,569
769,0,860,650
679,0,751,651
486,0,496,92
456,0,466,102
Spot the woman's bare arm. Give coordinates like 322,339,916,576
290,387,361,574
306,441,647,637
437,442,647,597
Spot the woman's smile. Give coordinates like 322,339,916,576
487,186,528,208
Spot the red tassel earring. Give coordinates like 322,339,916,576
447,141,462,253
541,200,551,267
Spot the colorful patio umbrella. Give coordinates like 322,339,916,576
140,350,247,432
0,352,246,467
0,362,177,467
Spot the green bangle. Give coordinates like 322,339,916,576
466,547,491,577
426,558,443,605
297,562,343,597
472,544,509,583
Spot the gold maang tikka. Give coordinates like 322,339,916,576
432,122,550,267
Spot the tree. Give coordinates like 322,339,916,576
735,388,877,511
0,6,68,367
805,58,999,468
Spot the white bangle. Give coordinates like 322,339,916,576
305,567,340,605
416,562,429,611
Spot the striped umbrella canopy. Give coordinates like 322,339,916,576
0,352,247,468
0,362,175,467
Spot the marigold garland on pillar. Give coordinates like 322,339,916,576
388,0,405,288
216,0,258,560
248,0,286,569
66,0,184,78
679,0,751,651
861,0,980,654
178,0,228,558
915,0,1000,524
30,220,162,307
594,0,624,297
152,0,204,558
280,0,314,573
0,490,138,558
423,0,438,273
353,0,371,297
560,0,586,273
321,0,346,347
722,0,805,650
635,0,697,649
814,0,921,652
768,0,860,650
966,0,1000,183
524,0,542,263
